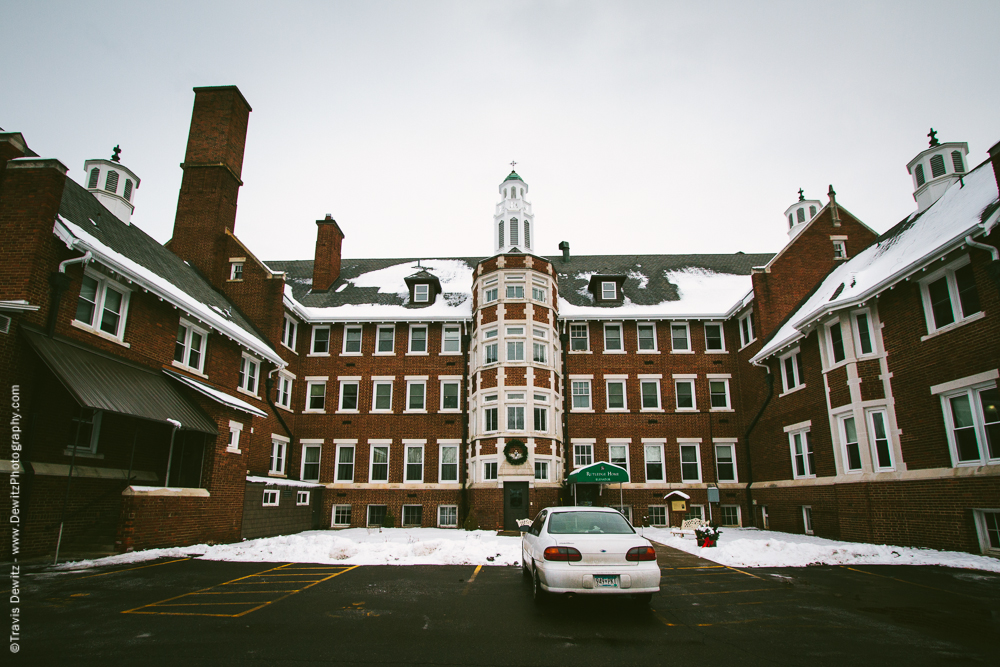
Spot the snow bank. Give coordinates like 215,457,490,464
641,527,1000,572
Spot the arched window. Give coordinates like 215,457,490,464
951,151,965,174
123,179,133,202
510,218,519,245
503,188,507,198
797,208,805,223
930,154,945,178
105,170,119,193
88,168,100,189
809,205,817,218
520,188,524,198
915,163,925,187
524,221,530,248
498,221,504,247
788,214,794,229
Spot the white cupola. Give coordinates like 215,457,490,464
493,165,535,255
784,189,823,240
83,145,140,224
906,129,968,213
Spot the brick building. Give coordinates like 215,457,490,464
2,87,997,559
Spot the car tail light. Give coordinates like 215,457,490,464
626,546,657,561
544,546,583,562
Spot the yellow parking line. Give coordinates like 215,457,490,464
725,566,764,580
190,590,300,595
74,558,191,580
462,565,483,596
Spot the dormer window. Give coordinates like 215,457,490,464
602,282,616,299
930,154,946,178
105,170,119,193
414,284,429,302
88,168,100,189
404,269,441,306
588,274,626,304
915,163,926,187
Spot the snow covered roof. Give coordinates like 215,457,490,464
271,253,771,323
53,181,284,366
752,159,1000,363
164,369,268,418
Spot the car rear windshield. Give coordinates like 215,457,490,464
547,511,635,535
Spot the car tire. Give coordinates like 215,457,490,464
532,567,548,606
632,593,653,607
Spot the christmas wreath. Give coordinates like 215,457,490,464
503,439,528,465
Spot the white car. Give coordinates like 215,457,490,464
520,506,661,605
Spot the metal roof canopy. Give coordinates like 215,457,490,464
23,329,217,435
567,461,630,485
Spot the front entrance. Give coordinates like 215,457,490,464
573,483,600,507
503,482,529,531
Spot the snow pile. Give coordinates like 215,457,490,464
642,527,1000,572
348,259,474,296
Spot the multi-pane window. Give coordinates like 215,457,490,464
507,403,525,430
441,381,460,410
405,445,424,482
408,326,428,353
281,314,297,351
704,323,725,351
306,381,326,411
532,285,546,302
311,326,330,354
738,311,755,347
679,444,702,482
239,355,260,394
372,382,393,411
414,284,430,303
670,323,690,351
720,505,740,527
301,444,321,482
637,324,656,351
570,324,589,351
174,321,207,372
75,273,130,339
534,460,549,481
715,443,736,482
367,505,387,527
343,326,362,354
532,342,547,364
442,326,461,353
640,380,660,410
789,429,815,478
572,380,592,410
601,281,616,300
506,340,525,362
333,505,352,526
609,443,628,474
644,444,664,481
438,505,458,528
648,506,667,526
269,437,288,474
339,381,359,411
709,379,730,409
828,320,846,364
840,415,862,472
407,381,426,411
606,380,627,410
276,374,292,409
376,326,395,353
675,379,696,410
439,445,459,483
485,342,498,364
604,324,623,351
230,261,243,280
483,460,498,481
262,489,279,506
370,445,389,482
833,240,846,259
298,490,311,505
69,407,102,454
485,405,498,432
484,285,498,303
780,350,805,392
573,443,594,468
685,505,705,522
867,409,893,470
941,385,998,466
921,260,981,333
533,403,548,432
853,311,874,356
506,283,524,299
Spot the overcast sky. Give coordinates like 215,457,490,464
4,1,998,263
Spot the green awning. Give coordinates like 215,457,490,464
567,461,629,484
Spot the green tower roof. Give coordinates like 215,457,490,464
503,170,524,182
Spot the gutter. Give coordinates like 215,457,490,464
47,247,92,336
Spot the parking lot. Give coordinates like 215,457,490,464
14,543,1000,665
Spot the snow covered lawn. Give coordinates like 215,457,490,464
53,526,1000,574
640,527,1000,573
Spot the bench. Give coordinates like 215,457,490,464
670,518,708,538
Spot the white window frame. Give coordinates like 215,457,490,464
305,377,328,413
484,402,499,433
269,435,289,476
708,375,732,411
368,441,391,483
918,255,981,337
74,269,132,342
642,440,665,482
296,490,310,506
342,325,363,355
802,506,814,535
647,505,668,527
838,413,864,473
407,325,428,355
866,408,895,472
262,489,279,507
605,376,628,412
404,441,425,483
229,261,244,281
226,420,243,454
573,441,594,469
933,371,999,467
601,281,616,300
534,458,550,481
482,459,498,481
832,239,847,260
375,325,395,355
639,376,662,412
310,325,331,356
714,440,738,483
367,505,388,527
332,504,352,526
738,309,755,348
275,372,293,410
507,395,526,431
786,425,815,479
603,323,624,353
335,442,356,483
531,284,547,303
441,325,461,354
238,353,260,397
173,318,208,375
719,504,742,527
438,505,459,528
570,377,593,412
483,277,499,304
337,378,360,413
300,441,322,482
825,317,847,367
438,441,460,484
636,322,658,353
440,378,461,412
371,378,394,413
704,322,726,352
532,341,547,364
405,377,427,413
608,439,631,476
674,376,697,411
779,348,805,394
851,309,876,357
973,510,1000,555
569,323,590,352
532,397,548,433
670,322,692,353
679,441,703,483
281,313,298,352
414,283,430,303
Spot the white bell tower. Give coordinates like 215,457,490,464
83,145,141,224
906,128,969,213
784,188,823,240
493,165,535,255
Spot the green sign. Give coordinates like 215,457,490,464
567,461,629,485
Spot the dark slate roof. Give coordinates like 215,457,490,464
268,252,774,312
56,180,275,352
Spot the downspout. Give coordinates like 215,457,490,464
965,233,1000,290
460,333,471,526
164,419,181,486
742,367,774,528
53,415,84,564
560,330,571,506
48,249,92,336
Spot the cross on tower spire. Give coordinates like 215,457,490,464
111,145,122,162
927,128,939,147
798,188,804,201
510,160,516,170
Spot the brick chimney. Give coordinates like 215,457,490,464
989,140,1000,198
0,133,29,197
312,215,345,292
168,86,252,287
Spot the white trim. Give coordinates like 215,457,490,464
930,369,999,395
678,442,703,483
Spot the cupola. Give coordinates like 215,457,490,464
83,145,140,224
906,128,968,213
784,188,822,240
493,164,535,255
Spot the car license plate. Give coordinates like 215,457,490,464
594,575,619,588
